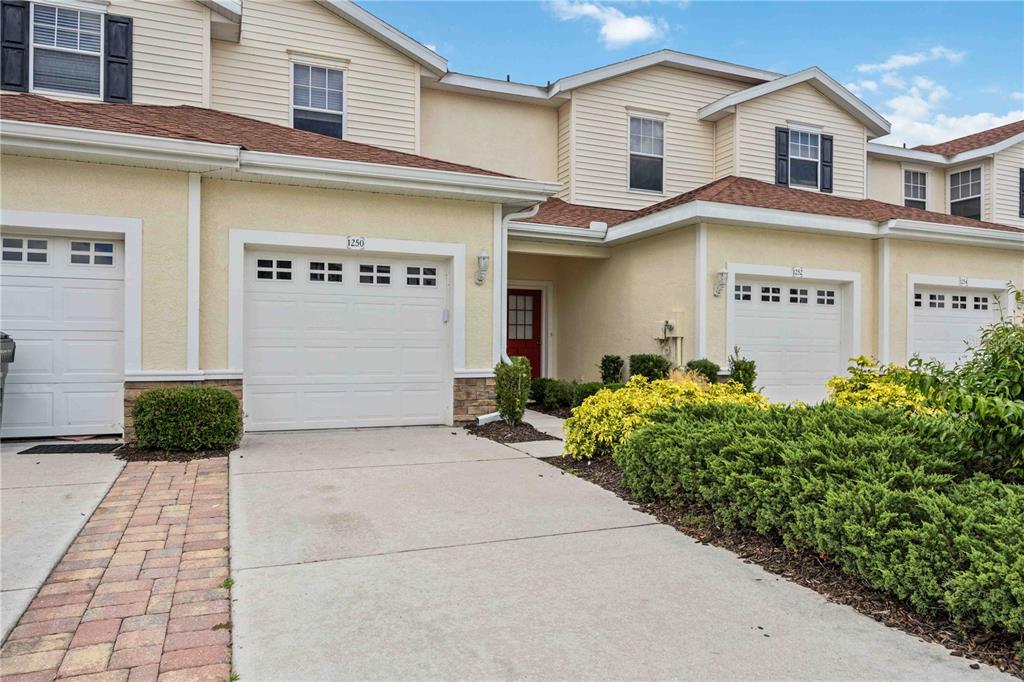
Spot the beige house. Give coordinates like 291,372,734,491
0,0,1021,437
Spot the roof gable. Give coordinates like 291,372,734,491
698,67,890,139
913,119,1024,156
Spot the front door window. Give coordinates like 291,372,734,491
507,289,542,378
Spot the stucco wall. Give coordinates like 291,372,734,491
886,239,1023,363
199,178,495,370
867,157,901,206
705,224,877,367
0,155,189,370
420,89,558,181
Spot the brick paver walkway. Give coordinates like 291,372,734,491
1,458,231,682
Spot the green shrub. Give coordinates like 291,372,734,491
685,358,720,384
599,355,624,384
132,387,241,452
629,353,672,380
530,377,555,405
728,347,757,392
495,357,531,424
542,380,576,411
826,357,935,413
612,402,1024,637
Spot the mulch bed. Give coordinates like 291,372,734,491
528,403,572,419
545,454,1024,679
115,445,234,462
465,420,559,444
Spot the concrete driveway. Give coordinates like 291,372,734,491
0,440,124,640
229,427,1008,681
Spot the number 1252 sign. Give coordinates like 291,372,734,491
347,236,365,250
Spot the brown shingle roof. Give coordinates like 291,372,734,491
913,119,1024,156
0,93,511,177
522,176,1024,234
519,197,635,228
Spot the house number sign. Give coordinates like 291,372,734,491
346,236,366,250
792,266,804,278
959,276,969,286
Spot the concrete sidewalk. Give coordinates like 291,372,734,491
0,440,124,641
229,426,1010,681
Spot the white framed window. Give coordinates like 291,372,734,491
760,286,781,303
903,169,927,209
949,168,982,220
30,3,103,98
406,266,437,287
69,240,113,266
2,236,48,263
734,284,751,301
973,295,989,311
256,258,292,281
816,289,836,305
358,263,390,285
789,288,808,304
628,116,664,193
292,62,344,139
788,129,820,189
951,294,967,310
309,261,343,283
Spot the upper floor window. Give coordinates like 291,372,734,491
292,63,344,139
788,130,819,189
31,3,102,97
628,116,663,193
903,170,926,209
949,168,981,220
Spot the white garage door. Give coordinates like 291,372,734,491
244,250,451,431
1,235,124,438
911,287,1000,366
733,279,846,403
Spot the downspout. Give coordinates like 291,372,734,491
477,202,541,426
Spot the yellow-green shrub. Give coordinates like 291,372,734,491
563,375,769,460
826,357,934,413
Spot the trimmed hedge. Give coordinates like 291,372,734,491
133,387,241,452
629,353,672,380
685,359,720,384
599,355,624,384
613,402,1023,637
495,357,531,424
534,378,607,411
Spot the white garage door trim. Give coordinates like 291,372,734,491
228,230,468,374
725,263,861,401
1,209,142,374
906,274,1011,364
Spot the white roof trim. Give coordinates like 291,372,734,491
507,221,607,243
868,131,1024,165
195,0,240,22
698,67,891,139
315,0,447,76
425,72,567,106
549,49,780,96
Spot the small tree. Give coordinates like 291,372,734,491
495,356,531,424
728,347,757,392
599,355,624,383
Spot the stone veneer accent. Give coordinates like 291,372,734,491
453,376,496,423
123,379,243,443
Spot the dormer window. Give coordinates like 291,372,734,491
292,63,344,139
949,168,981,220
903,170,926,209
628,116,664,193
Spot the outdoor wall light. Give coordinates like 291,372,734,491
475,249,490,285
713,268,729,297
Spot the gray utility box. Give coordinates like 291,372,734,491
0,332,15,428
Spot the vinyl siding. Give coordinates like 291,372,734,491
110,0,209,106
736,81,868,199
568,66,747,210
557,101,573,199
210,0,418,153
714,115,735,180
993,141,1024,228
420,89,558,180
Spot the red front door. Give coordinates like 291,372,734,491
507,289,542,378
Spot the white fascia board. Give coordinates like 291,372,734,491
866,142,947,165
426,72,566,107
880,220,1024,250
698,67,891,138
195,0,240,22
236,150,560,205
507,220,607,243
549,50,780,96
316,0,447,76
0,120,240,171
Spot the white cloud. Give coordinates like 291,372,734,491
549,0,668,48
881,72,906,89
856,46,965,73
1011,91,1024,101
845,79,878,95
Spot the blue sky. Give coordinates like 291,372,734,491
363,1,1024,147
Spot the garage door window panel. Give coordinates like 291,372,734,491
70,241,114,266
816,289,835,305
359,264,390,285
256,259,292,280
760,286,780,302
3,237,48,263
734,284,751,301
974,296,989,311
309,261,342,283
789,288,808,304
406,266,437,287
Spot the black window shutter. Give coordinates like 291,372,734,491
820,134,834,193
1019,168,1023,218
0,0,30,92
775,127,789,186
103,14,132,103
